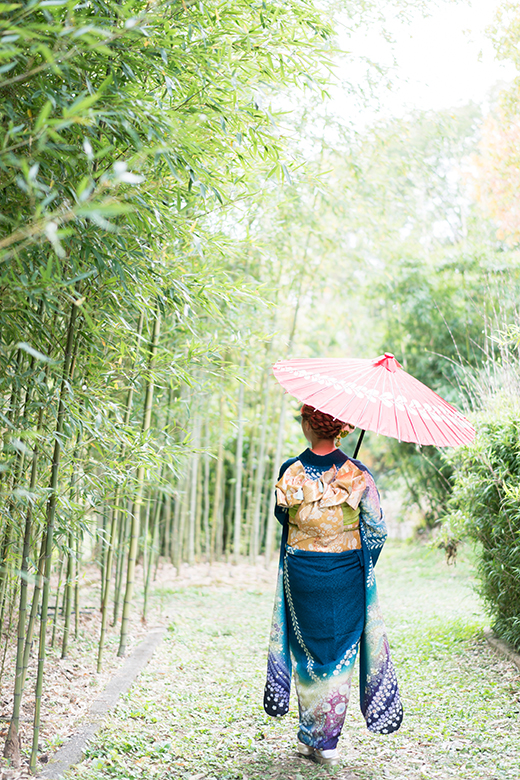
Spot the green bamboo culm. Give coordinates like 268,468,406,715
175,473,189,572
30,300,79,772
74,532,81,641
0,527,13,645
210,393,225,563
141,496,152,618
99,505,109,611
142,387,172,619
118,309,161,657
50,557,64,649
142,492,161,622
20,533,46,694
8,351,48,735
98,312,144,669
61,531,74,659
233,356,245,565
112,507,128,627
96,504,118,672
0,586,17,689
4,396,43,760
0,352,26,668
62,422,82,659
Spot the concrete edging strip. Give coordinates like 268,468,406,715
39,627,166,780
484,627,520,672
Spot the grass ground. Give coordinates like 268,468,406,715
0,562,175,771
67,542,520,780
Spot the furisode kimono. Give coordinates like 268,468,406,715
263,448,403,750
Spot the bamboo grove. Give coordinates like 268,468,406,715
3,0,520,772
0,0,348,769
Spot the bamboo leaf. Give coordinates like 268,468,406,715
63,92,101,119
16,342,54,363
34,99,53,131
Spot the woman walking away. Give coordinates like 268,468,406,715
263,405,403,767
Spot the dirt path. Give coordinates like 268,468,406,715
66,544,520,780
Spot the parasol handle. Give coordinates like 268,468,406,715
353,429,365,459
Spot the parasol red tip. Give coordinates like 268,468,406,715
374,353,402,373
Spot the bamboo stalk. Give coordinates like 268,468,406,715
225,475,234,559
264,392,286,567
166,493,174,564
110,310,144,630
259,455,273,553
5,390,44,753
59,351,82,659
20,533,46,693
50,556,64,649
188,412,201,565
61,530,74,658
0,350,24,575
30,299,79,771
171,489,181,573
143,492,162,621
74,532,81,640
243,423,257,560
154,496,166,580
203,449,210,560
195,464,203,561
99,504,109,611
118,308,160,657
1,348,40,684
0,526,13,638
210,394,225,563
112,505,128,626
215,464,225,559
244,431,259,561
140,495,152,622
0,584,17,692
264,282,302,566
176,472,189,571
0,350,26,634
251,369,270,562
96,503,116,671
233,359,245,564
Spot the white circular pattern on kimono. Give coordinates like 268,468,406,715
322,702,331,712
339,684,349,694
335,702,346,714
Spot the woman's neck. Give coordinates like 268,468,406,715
309,438,337,456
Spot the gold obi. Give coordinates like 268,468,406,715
275,460,366,553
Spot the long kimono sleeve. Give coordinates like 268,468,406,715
275,504,288,527
358,471,387,566
273,457,299,527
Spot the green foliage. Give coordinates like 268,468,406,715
368,250,520,524
443,417,520,651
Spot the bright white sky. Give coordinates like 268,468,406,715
334,0,516,123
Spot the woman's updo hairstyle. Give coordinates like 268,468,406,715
301,404,344,439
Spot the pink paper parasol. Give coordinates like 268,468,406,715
272,353,475,447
